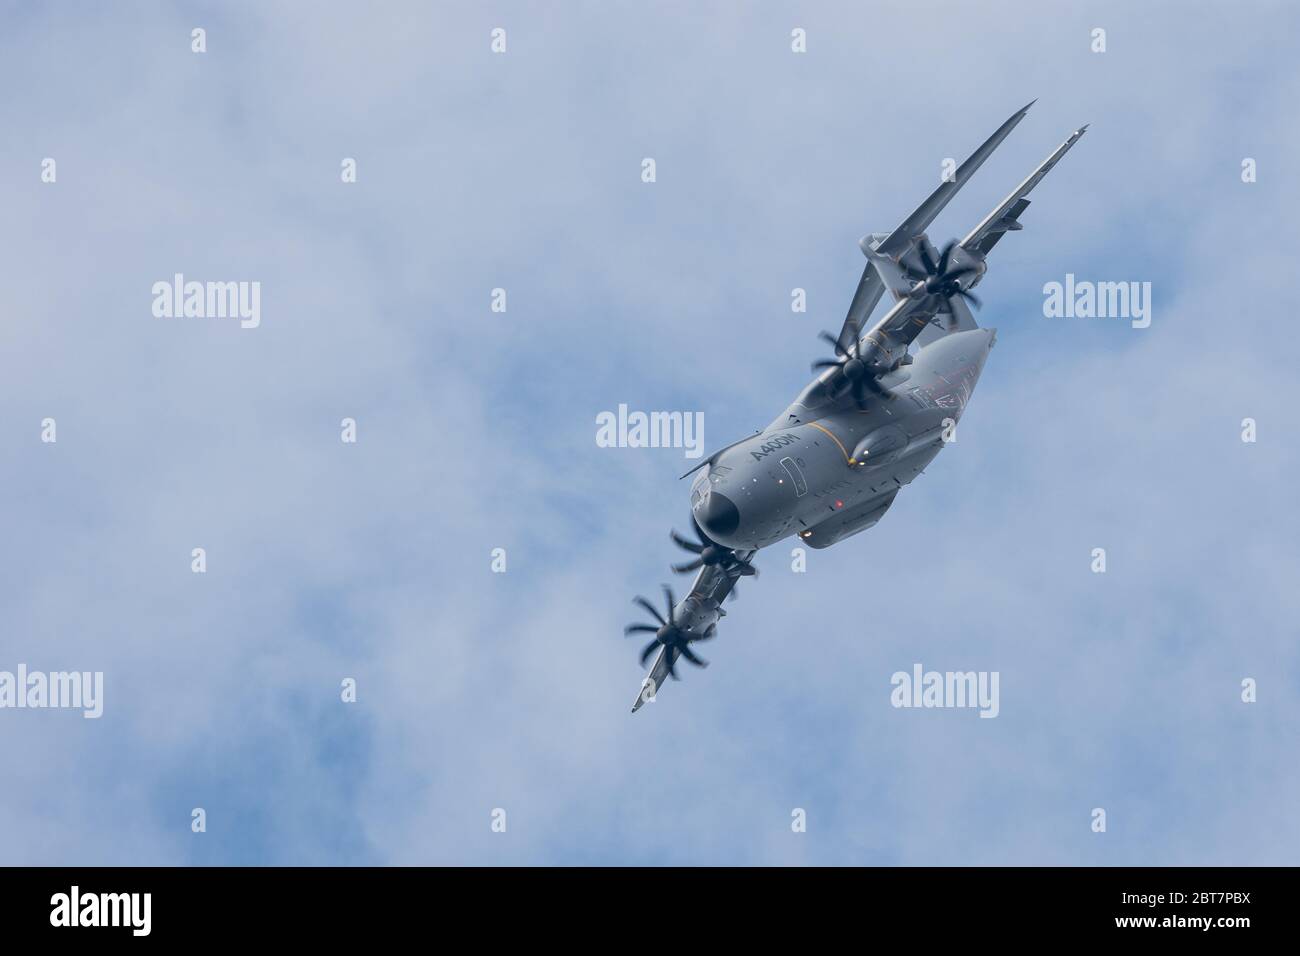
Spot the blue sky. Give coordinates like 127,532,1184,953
2,1,1298,865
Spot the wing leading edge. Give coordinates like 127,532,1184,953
961,124,1088,255
837,101,1036,348
853,113,1088,361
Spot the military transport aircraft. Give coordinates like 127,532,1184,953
625,102,1085,711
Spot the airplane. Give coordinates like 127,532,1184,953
625,102,1087,713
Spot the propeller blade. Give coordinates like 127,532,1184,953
661,585,676,625
864,376,895,401
690,514,712,548
737,563,758,577
671,558,704,574
917,242,938,274
678,644,709,668
811,358,842,372
959,289,982,309
670,529,703,554
818,330,847,357
625,623,658,636
665,651,681,681
942,301,959,329
632,596,665,627
640,639,660,666
937,240,957,275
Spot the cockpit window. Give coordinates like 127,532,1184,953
691,474,709,506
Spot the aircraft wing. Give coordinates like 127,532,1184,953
632,646,674,712
629,561,742,713
858,117,1088,360
835,101,1035,349
838,262,888,351
913,293,978,349
874,102,1035,258
961,125,1088,255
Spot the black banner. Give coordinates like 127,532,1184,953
0,866,1280,942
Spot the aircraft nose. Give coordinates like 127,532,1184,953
697,492,740,539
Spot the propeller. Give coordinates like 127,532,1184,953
623,584,711,679
810,316,894,408
901,239,982,326
670,514,757,601
671,515,757,578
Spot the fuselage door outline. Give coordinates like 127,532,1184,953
780,456,808,497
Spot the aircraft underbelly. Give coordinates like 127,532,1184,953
761,439,944,549
795,439,941,548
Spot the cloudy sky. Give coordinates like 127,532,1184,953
2,1,1297,865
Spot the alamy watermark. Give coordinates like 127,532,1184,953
0,665,103,718
1043,274,1151,329
596,404,704,459
50,886,150,936
890,663,999,718
152,273,261,329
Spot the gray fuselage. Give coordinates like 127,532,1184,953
690,327,994,551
